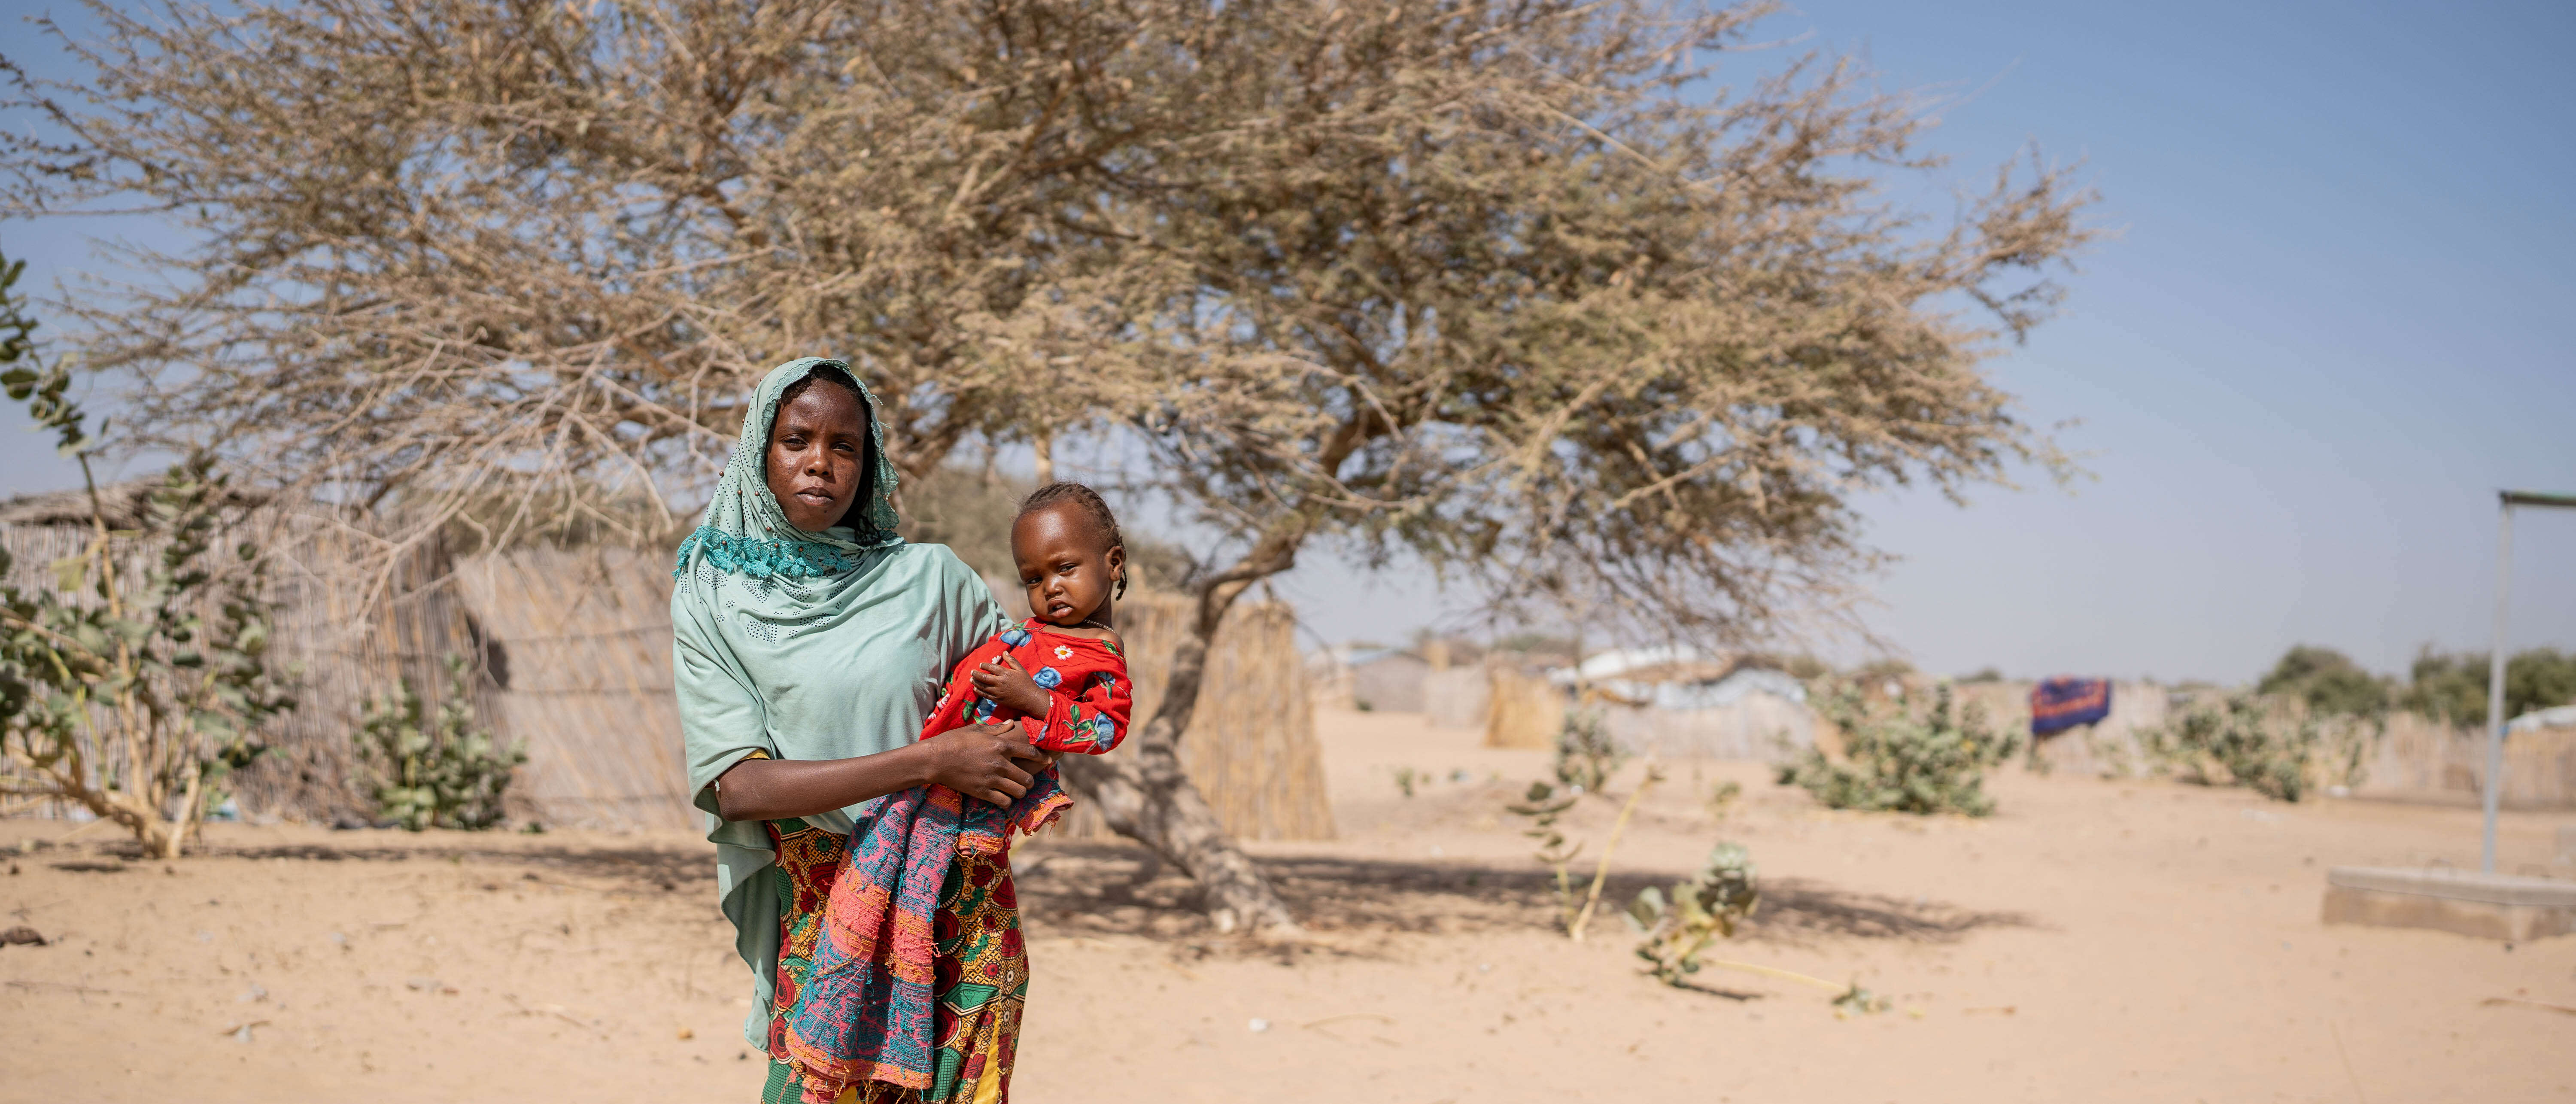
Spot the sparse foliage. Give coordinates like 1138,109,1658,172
2257,646,2389,720
1555,706,1626,795
1703,778,1743,819
1569,760,1662,940
1505,780,1584,931
1778,682,2018,816
355,654,525,831
2141,694,2362,803
0,250,294,858
2405,648,2576,729
1625,841,1760,986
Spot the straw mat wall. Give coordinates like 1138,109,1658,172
2,517,486,823
8,518,1333,833
1485,666,1564,750
451,549,691,831
1048,595,1335,842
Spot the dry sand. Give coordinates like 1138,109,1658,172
5,703,2573,1102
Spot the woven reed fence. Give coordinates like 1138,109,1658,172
1047,595,1335,842
1485,666,1564,750
6,516,1332,834
451,549,693,831
1,516,483,824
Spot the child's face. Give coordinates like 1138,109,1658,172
1012,503,1123,626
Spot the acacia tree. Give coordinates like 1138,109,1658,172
1052,0,2093,926
2,0,1176,551
8,0,2094,927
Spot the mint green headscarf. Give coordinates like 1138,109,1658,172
669,356,1005,1045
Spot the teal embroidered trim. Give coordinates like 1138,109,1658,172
672,525,862,579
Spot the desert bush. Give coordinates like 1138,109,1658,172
2142,694,2369,802
1777,683,2018,816
355,655,524,830
2256,645,2389,720
0,254,294,858
1625,842,1760,987
1555,706,1626,794
2405,647,2576,729
2148,696,2311,801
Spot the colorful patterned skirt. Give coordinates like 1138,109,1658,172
762,819,1029,1104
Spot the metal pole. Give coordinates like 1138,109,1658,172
2481,499,2513,874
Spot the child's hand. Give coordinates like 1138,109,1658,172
971,653,1054,718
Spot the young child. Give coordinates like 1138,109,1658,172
923,480,1135,838
781,483,1133,1104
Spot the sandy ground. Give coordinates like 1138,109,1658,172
5,704,2574,1103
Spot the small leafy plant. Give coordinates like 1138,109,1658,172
1505,779,1583,929
1625,841,1761,986
356,654,524,830
0,251,295,858
1703,779,1742,819
1554,705,1625,794
1777,682,2019,816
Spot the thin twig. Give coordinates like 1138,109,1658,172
2328,1019,2366,1104
1568,761,1661,942
1695,959,1847,992
2481,996,2576,1017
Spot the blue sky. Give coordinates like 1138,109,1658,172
1272,0,2576,681
6,1,2573,683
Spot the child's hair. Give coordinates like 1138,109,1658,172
1018,481,1127,598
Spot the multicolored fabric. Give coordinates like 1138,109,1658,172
2030,678,2113,736
931,618,1134,849
763,822,1027,1104
780,620,1126,1101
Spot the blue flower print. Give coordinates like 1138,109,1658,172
1033,666,1063,690
972,696,996,722
1094,672,1118,695
1000,627,1030,648
1092,717,1117,745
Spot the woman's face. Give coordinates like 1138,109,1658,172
764,381,871,533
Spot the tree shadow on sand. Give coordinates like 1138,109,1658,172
1015,844,2035,946
94,836,711,895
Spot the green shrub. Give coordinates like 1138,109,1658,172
1702,778,1742,819
1625,842,1760,987
2405,648,2576,728
2256,645,2389,719
1504,779,1583,930
1776,683,2017,816
1554,706,1625,794
0,253,295,860
356,655,524,830
2142,695,2320,802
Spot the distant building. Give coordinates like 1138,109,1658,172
1548,647,1818,760
1344,647,1432,713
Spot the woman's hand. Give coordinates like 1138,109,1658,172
709,722,1051,821
969,653,1054,717
919,721,1051,806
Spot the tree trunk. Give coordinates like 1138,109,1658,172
1058,527,1305,932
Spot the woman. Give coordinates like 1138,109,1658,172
673,356,1049,1103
